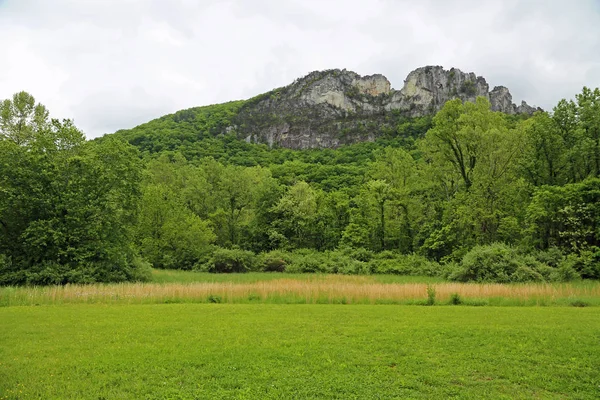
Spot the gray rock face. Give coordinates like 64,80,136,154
232,66,540,149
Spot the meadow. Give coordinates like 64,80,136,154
1,304,599,399
1,270,599,307
2,271,600,399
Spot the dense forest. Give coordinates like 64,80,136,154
1,87,599,285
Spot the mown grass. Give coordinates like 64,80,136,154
1,304,599,399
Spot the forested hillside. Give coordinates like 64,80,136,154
1,85,599,285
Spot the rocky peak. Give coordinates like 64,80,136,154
233,66,540,149
489,86,514,112
285,69,391,112
400,66,488,109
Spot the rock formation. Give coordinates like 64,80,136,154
231,66,540,149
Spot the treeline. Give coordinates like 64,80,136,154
1,88,599,285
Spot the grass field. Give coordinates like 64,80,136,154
1,270,599,307
150,270,447,284
1,304,599,399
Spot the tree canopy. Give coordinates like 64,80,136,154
0,92,149,284
2,86,600,284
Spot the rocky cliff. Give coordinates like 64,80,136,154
232,66,540,149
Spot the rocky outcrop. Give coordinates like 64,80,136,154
232,66,540,149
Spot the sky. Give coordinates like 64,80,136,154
1,0,599,139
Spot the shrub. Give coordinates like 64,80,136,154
450,243,521,283
551,258,582,282
339,247,374,262
449,293,462,305
534,247,565,268
570,300,589,308
0,255,23,286
205,248,258,273
559,249,600,280
286,250,330,273
207,295,222,303
426,285,436,305
129,257,153,282
370,253,441,276
258,250,292,272
512,265,545,283
460,80,477,96
335,257,370,275
448,243,567,283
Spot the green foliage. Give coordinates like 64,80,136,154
0,92,148,285
370,253,442,276
204,248,259,273
258,250,292,272
449,293,462,305
110,100,245,154
207,294,222,303
449,243,554,283
460,80,477,96
559,250,599,280
285,250,330,273
570,300,590,307
4,85,600,284
426,285,436,305
526,178,600,252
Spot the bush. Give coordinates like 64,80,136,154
426,285,436,305
552,257,582,281
339,247,374,263
258,250,292,272
204,248,258,273
370,253,441,276
329,252,371,275
534,247,564,268
449,293,462,305
570,300,589,308
559,249,600,279
207,294,222,303
286,250,330,273
129,257,153,282
451,243,519,282
512,265,544,283
0,255,22,285
449,243,556,283
460,80,477,96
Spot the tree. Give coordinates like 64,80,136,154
0,91,50,145
520,112,567,186
342,180,393,251
369,147,418,252
576,87,600,178
0,93,149,284
136,155,216,269
272,181,318,249
526,178,600,251
137,184,215,270
417,97,525,258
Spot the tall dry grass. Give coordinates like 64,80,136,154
2,276,599,306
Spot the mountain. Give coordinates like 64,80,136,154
113,66,540,150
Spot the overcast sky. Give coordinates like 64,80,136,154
1,0,599,138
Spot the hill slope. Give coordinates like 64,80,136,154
112,66,539,150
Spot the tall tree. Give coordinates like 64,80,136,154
576,87,600,178
0,92,148,284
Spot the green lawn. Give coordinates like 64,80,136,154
1,304,599,399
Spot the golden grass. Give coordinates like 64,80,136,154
2,275,599,306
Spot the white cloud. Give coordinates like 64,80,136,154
0,0,598,138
